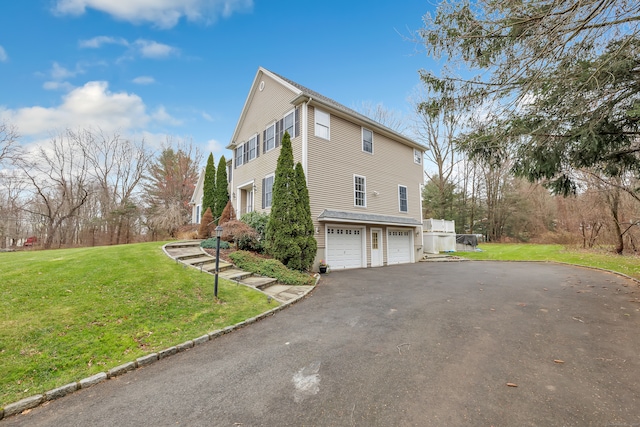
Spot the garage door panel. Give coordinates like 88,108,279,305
327,227,363,270
388,230,412,265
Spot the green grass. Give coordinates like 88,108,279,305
0,242,276,407
462,243,640,280
229,250,315,286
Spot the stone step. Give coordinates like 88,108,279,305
203,261,233,272
182,255,216,266
170,249,206,259
165,241,201,249
240,276,278,289
218,268,253,281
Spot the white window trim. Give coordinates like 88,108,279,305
235,143,244,167
247,134,258,162
414,148,422,165
283,108,295,137
263,173,275,209
362,128,373,154
354,174,367,208
398,184,408,213
315,108,330,140
265,122,276,152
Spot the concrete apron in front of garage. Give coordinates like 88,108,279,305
163,241,313,303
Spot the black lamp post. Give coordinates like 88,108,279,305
214,225,223,299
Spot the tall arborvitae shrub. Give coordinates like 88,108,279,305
294,162,317,270
264,131,303,269
198,207,214,238
201,153,216,220
213,155,229,223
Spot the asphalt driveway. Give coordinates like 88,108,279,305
3,261,640,426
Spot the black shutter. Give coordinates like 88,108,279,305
256,134,260,157
234,147,238,169
263,130,267,152
276,120,282,147
294,106,300,138
261,178,266,209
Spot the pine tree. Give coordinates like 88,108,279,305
201,153,216,220
294,162,317,270
213,155,228,223
264,131,303,269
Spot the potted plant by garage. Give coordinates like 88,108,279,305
319,260,329,274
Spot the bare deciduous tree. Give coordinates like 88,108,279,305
16,131,91,249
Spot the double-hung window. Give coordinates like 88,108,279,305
362,128,373,154
354,175,366,207
398,185,408,213
264,123,275,152
262,174,274,209
235,144,244,167
414,148,422,165
283,110,295,137
315,109,330,139
246,135,257,162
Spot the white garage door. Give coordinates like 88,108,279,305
327,227,363,270
387,229,412,265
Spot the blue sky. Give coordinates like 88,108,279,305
0,1,436,164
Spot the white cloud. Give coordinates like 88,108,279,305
79,35,128,48
1,81,149,137
43,81,75,91
132,76,155,85
202,112,213,122
0,45,7,62
79,36,178,60
205,138,225,157
134,39,178,58
53,0,253,29
50,62,83,80
152,106,182,126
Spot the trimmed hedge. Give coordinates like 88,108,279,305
229,250,314,286
200,238,230,249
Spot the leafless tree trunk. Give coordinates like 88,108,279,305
16,131,92,249
79,129,151,245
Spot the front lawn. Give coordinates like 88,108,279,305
0,242,275,406
462,243,640,280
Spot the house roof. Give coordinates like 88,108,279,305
227,67,426,151
317,209,422,227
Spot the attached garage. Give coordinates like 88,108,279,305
387,229,413,265
326,226,365,270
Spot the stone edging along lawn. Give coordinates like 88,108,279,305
0,274,320,421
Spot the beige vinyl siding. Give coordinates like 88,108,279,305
307,106,423,255
232,71,303,213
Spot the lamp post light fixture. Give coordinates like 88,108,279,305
214,225,223,299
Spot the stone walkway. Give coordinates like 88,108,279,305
163,241,314,303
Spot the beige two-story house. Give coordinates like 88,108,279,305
227,67,425,270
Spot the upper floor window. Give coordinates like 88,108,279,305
362,128,373,154
315,109,330,139
264,123,276,152
262,174,274,209
245,135,258,163
235,144,244,167
398,185,408,213
354,175,366,207
414,148,422,165
275,107,300,145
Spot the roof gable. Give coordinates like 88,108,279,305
228,67,426,151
